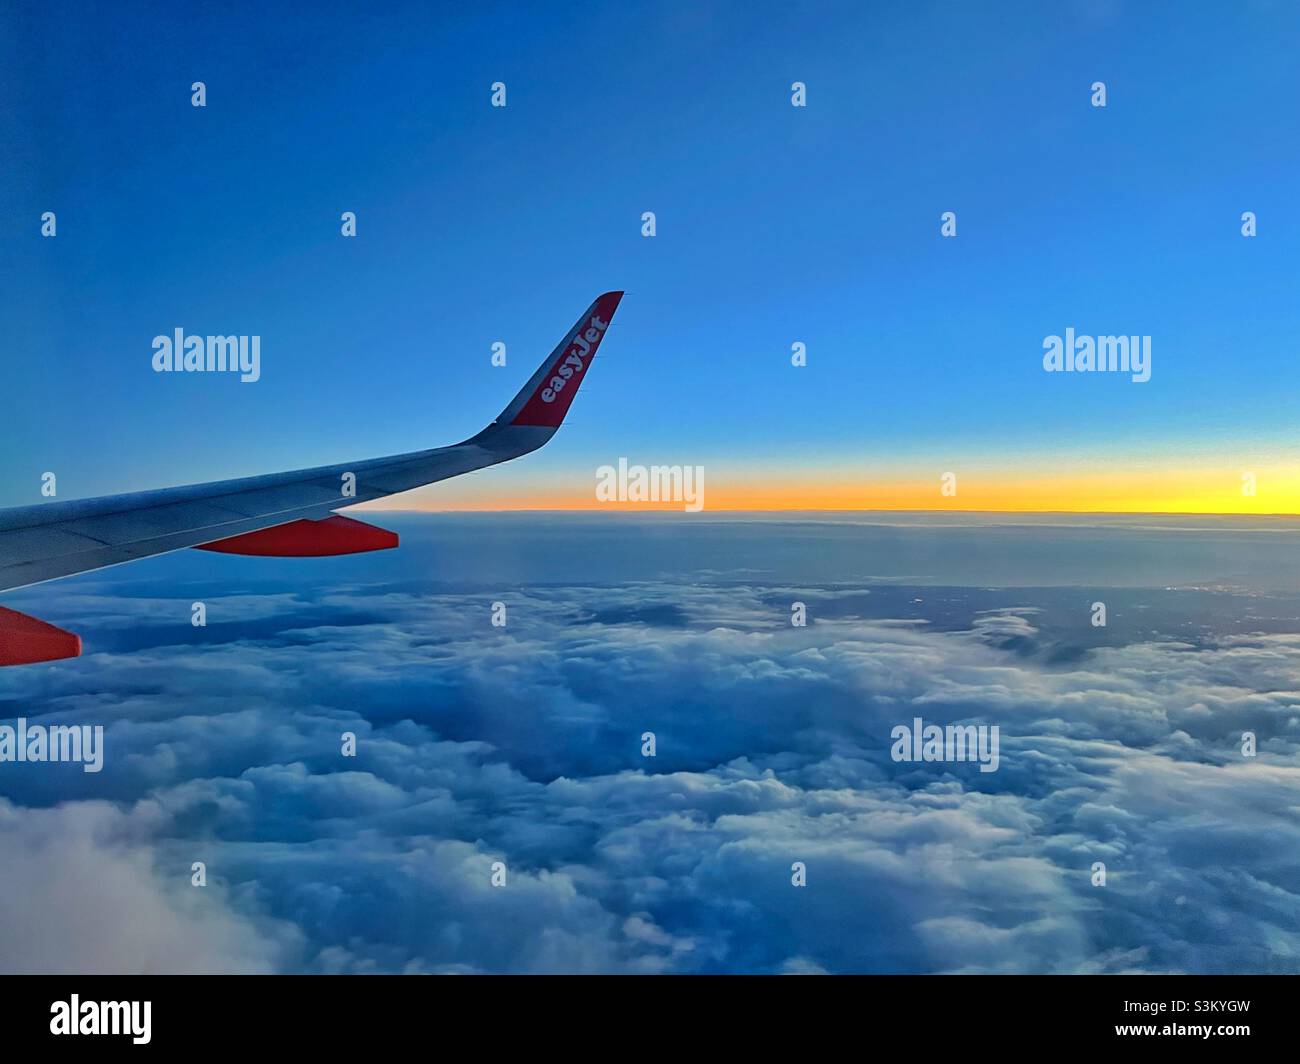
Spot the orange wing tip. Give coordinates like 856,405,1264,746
0,606,82,666
194,515,400,557
511,290,624,428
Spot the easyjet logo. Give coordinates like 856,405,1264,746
540,314,609,403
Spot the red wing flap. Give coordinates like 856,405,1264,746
194,515,399,557
0,606,82,666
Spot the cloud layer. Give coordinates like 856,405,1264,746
1,520,1298,973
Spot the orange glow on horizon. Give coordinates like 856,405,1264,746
354,463,1300,516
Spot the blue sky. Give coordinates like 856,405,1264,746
3,0,1300,510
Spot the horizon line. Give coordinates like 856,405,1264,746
358,506,1300,518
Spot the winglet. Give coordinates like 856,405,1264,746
502,291,623,429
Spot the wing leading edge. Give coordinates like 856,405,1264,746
0,291,622,663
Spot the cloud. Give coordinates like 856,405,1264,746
0,798,297,973
1,559,1299,972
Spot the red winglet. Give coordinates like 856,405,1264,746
0,606,82,666
195,515,399,557
511,291,623,428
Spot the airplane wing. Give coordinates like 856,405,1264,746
0,291,623,664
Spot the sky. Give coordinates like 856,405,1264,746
3,0,1300,514
4,3,1300,974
